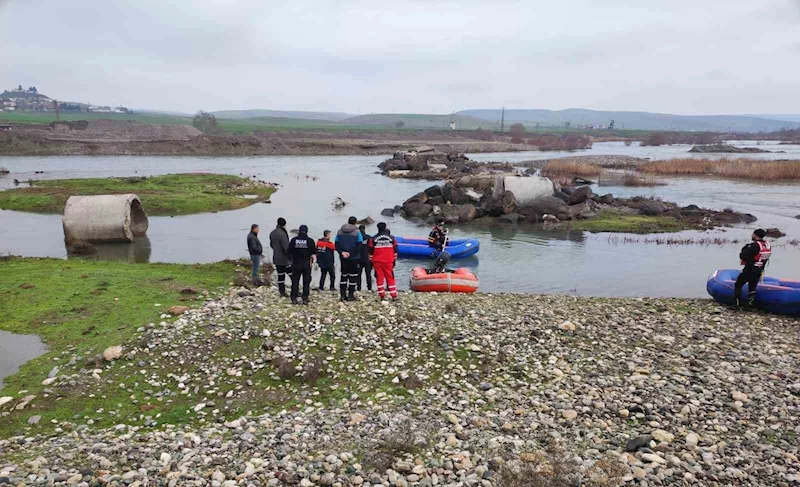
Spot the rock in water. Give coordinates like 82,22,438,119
103,345,123,361
568,186,593,205
528,196,571,221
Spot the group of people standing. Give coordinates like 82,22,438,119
247,217,399,305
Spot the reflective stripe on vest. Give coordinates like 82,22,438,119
754,240,771,267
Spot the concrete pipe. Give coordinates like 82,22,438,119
62,194,149,243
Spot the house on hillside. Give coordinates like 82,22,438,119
0,87,52,111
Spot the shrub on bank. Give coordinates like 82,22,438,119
527,134,592,151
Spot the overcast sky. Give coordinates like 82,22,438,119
1,0,799,115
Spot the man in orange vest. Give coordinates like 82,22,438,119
734,229,771,308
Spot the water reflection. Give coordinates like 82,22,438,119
70,236,153,263
0,330,47,389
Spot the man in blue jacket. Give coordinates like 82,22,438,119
335,216,363,302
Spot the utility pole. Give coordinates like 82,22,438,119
500,107,505,134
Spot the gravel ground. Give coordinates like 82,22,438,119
1,288,798,486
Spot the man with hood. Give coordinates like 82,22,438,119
288,225,316,305
335,216,364,301
734,228,772,307
269,217,291,297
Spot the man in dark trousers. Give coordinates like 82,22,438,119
335,216,364,302
369,222,399,301
357,225,373,292
428,217,447,252
288,225,316,305
269,217,291,297
246,224,263,286
735,228,772,307
316,230,336,291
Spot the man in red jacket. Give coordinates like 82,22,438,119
368,222,399,301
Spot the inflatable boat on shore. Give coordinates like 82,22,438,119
410,267,479,293
395,237,479,259
706,269,800,316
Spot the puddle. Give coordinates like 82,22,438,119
0,330,47,390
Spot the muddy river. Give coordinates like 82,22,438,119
1,141,799,298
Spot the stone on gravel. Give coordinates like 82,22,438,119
168,305,189,316
102,345,123,361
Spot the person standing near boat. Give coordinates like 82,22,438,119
369,222,399,301
269,217,291,297
288,225,316,305
735,228,771,307
335,216,364,302
357,225,373,292
428,217,447,252
246,224,263,286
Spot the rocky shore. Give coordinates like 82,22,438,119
1,288,799,486
384,172,757,232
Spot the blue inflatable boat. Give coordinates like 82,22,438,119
707,269,800,316
395,237,480,259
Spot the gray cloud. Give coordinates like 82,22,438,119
1,0,798,114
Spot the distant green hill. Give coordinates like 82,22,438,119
212,109,352,121
458,108,800,132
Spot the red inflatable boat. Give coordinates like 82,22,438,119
409,267,479,293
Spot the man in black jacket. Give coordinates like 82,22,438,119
357,225,373,292
735,229,772,307
288,224,317,305
247,224,263,285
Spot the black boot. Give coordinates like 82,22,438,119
347,288,356,301
340,287,347,302
279,283,287,298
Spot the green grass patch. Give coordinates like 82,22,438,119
0,257,242,437
570,210,690,234
0,173,275,215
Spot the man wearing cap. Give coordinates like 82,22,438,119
368,222,399,301
288,225,317,305
428,217,447,252
269,217,291,297
734,228,772,308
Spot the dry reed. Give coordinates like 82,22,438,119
639,158,800,181
541,160,601,179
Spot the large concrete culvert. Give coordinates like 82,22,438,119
62,194,149,243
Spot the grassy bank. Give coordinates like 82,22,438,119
0,257,244,437
639,157,800,181
0,173,275,215
569,209,689,233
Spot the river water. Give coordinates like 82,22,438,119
1,141,799,298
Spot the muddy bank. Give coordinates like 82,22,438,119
0,132,529,157
689,144,773,154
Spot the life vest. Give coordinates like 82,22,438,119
753,240,771,268
316,240,335,253
369,232,397,263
